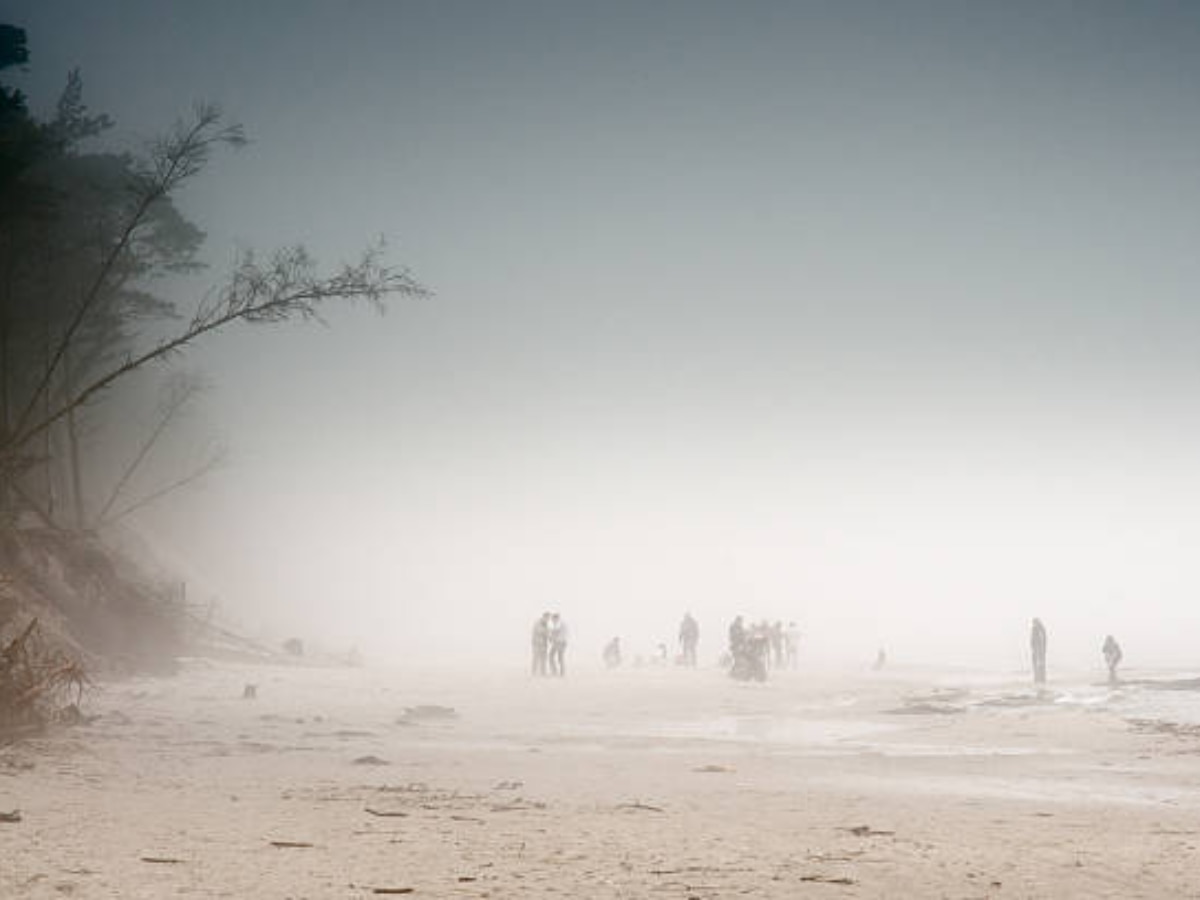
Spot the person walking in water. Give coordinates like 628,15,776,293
548,613,569,677
1030,617,1047,687
1102,634,1123,685
679,612,699,667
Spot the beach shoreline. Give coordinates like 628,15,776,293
3,659,1199,898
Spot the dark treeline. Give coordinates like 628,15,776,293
0,23,426,731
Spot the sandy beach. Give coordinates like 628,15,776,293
3,659,1200,899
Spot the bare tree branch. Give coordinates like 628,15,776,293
11,105,245,439
98,443,228,527
5,242,427,455
91,373,205,528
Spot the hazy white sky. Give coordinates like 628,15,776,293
9,1,1200,669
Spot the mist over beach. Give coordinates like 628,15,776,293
4,2,1200,897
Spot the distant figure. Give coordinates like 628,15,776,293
728,616,746,660
1030,618,1047,686
1102,635,1123,685
242,683,257,700
872,647,887,671
531,612,551,677
603,636,622,669
770,621,785,668
548,613,569,677
784,622,801,669
679,613,700,667
731,620,770,682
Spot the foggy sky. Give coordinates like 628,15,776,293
9,1,1200,669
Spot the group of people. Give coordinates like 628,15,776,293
600,612,701,670
535,612,1126,687
1030,617,1124,687
557,612,808,679
530,612,569,677
726,616,801,682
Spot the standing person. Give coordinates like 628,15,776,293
603,636,622,669
679,612,699,667
784,621,801,669
1030,617,1047,687
770,621,785,669
549,613,569,677
531,612,550,677
728,615,746,665
1102,635,1123,685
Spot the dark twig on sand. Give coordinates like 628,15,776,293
840,825,895,837
801,874,857,885
617,801,665,813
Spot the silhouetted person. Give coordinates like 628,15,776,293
531,612,551,677
728,615,745,661
679,612,699,667
548,613,569,677
1030,618,1047,686
603,636,622,669
1102,635,1123,685
872,647,887,671
784,621,801,669
770,621,784,668
731,620,769,681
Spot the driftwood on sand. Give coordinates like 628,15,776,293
0,618,88,737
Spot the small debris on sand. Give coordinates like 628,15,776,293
616,800,664,813
800,874,857,885
840,825,895,837
352,755,391,766
883,702,963,715
397,705,458,723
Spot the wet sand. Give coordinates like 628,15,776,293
2,659,1199,898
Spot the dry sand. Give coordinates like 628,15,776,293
2,658,1199,898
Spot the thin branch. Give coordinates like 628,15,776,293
99,444,227,526
6,242,428,456
10,105,244,439
91,375,203,527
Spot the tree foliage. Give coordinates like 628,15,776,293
0,25,428,529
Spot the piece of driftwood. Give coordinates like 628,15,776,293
616,801,664,813
352,755,391,766
1,619,89,733
801,874,856,885
365,807,409,818
140,856,183,864
371,889,414,895
399,704,457,722
841,825,895,836
1,809,23,823
269,840,314,848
